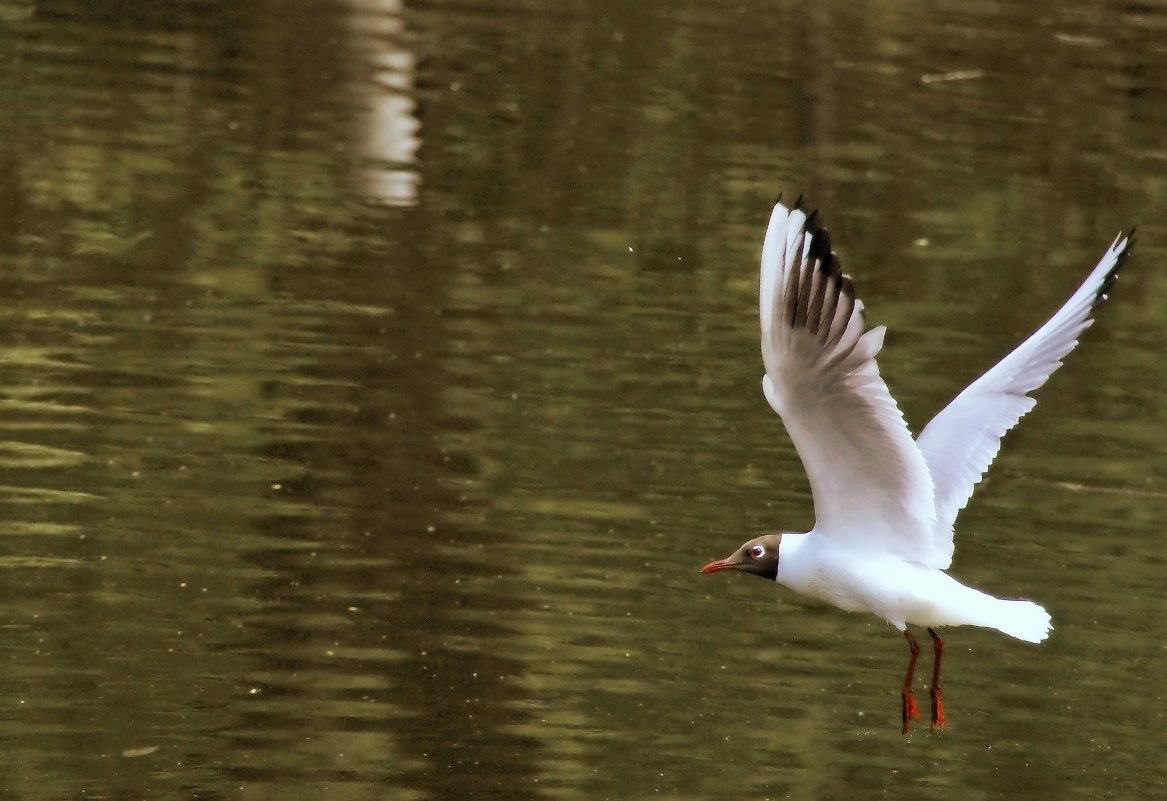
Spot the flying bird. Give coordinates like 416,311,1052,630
701,197,1133,733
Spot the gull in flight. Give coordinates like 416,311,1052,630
701,197,1133,733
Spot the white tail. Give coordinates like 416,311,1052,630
989,599,1053,643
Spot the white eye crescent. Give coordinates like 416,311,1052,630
750,544,766,558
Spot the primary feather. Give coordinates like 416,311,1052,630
916,231,1134,567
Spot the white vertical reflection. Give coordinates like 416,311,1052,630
344,0,421,207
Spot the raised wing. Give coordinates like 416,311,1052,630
760,199,939,564
916,230,1134,568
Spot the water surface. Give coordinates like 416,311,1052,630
0,1,1164,799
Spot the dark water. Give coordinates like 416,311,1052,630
0,1,1164,798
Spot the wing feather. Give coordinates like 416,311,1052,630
916,230,1135,568
760,201,939,563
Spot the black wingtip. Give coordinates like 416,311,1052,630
1095,227,1136,304
779,193,836,270
807,223,831,265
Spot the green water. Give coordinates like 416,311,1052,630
0,1,1163,799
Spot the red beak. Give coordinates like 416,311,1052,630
700,558,736,574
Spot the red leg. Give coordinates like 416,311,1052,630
927,627,945,731
901,629,921,734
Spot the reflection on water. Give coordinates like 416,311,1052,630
0,1,1164,800
346,0,422,207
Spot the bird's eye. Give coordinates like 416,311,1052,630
750,545,766,558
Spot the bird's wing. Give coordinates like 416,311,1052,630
760,200,938,563
916,230,1134,568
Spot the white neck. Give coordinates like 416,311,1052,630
774,531,815,592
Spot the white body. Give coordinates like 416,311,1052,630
775,532,1050,642
755,199,1132,644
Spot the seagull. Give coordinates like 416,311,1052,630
701,196,1134,733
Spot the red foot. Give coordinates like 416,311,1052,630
930,688,945,731
927,628,945,732
901,690,920,734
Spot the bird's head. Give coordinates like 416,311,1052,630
700,533,782,581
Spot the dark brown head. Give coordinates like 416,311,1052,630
700,533,782,581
